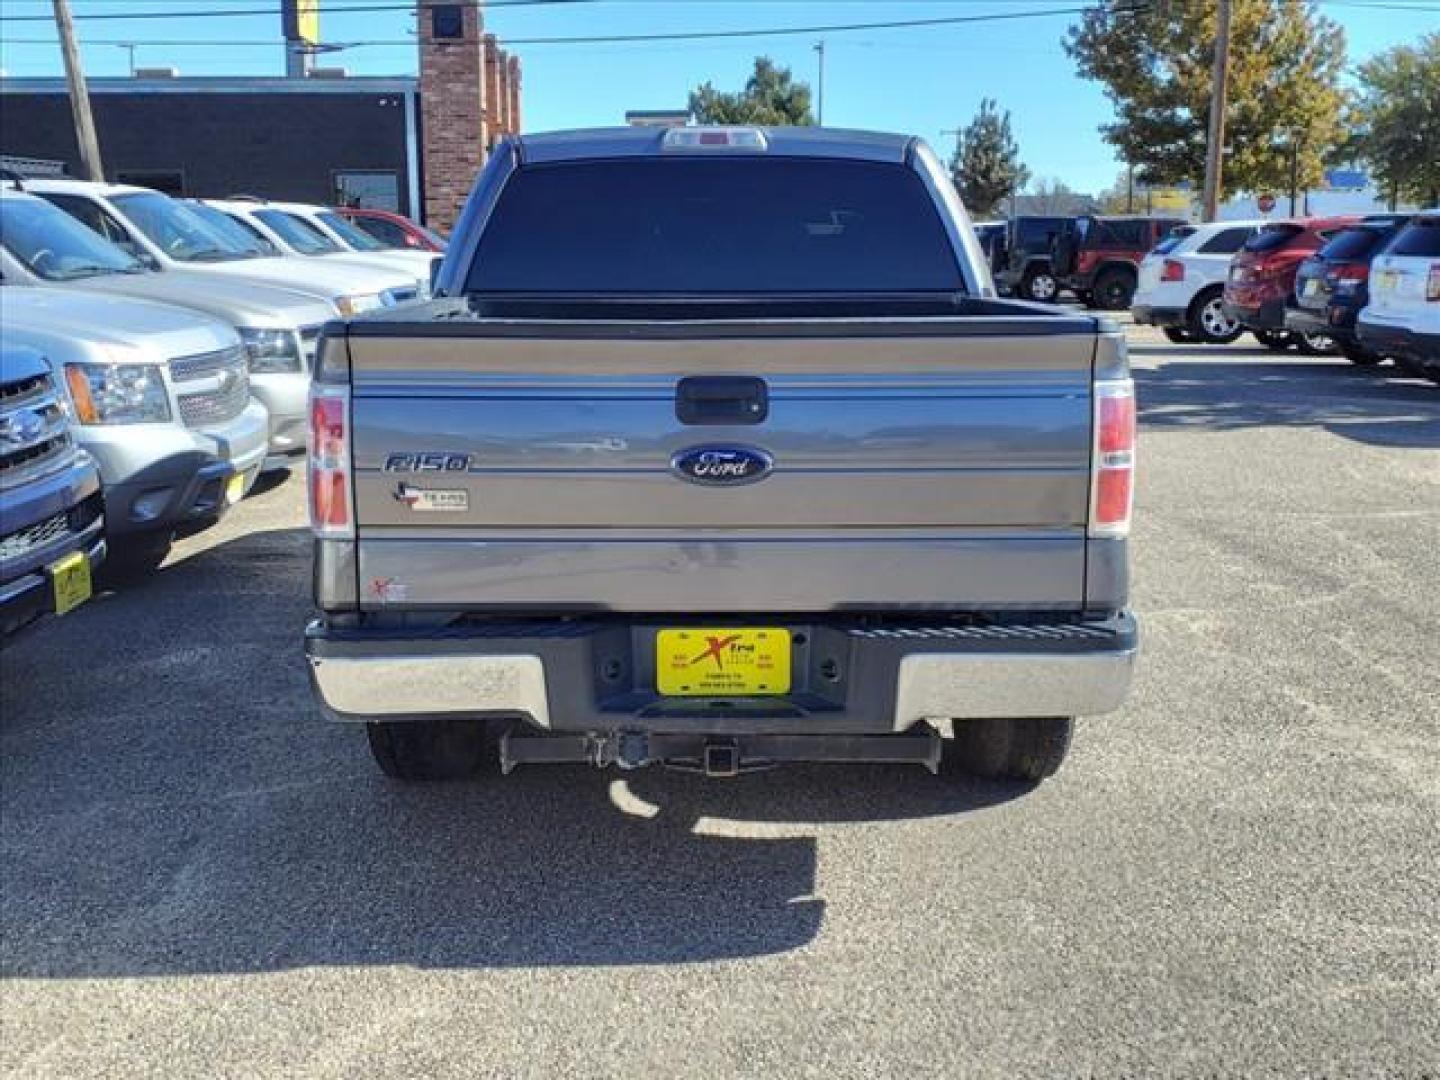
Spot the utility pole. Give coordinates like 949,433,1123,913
1200,0,1231,222
1288,139,1300,216
53,0,104,181
813,40,825,126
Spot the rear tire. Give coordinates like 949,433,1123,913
366,719,497,781
1254,330,1293,352
1339,341,1382,366
1020,268,1059,303
943,717,1074,783
1162,327,1192,344
1187,289,1244,345
1294,332,1340,357
1092,269,1136,311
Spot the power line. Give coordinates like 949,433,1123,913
0,3,1150,45
0,0,585,21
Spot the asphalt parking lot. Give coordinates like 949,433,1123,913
3,321,1438,1078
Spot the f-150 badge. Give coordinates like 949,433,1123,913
671,445,774,486
394,482,468,512
384,452,471,473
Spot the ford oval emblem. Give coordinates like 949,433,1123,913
671,445,774,486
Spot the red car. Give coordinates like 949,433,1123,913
1222,215,1360,353
335,207,447,253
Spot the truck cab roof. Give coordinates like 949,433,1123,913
515,126,919,165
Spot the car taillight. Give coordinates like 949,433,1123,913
1429,263,1440,302
309,385,352,537
1090,381,1136,538
1161,259,1185,282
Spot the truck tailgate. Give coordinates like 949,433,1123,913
346,319,1100,612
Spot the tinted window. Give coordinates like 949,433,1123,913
1317,226,1389,261
352,215,409,248
41,193,133,246
1389,219,1440,257
1014,218,1063,255
467,159,963,294
255,209,342,255
318,210,388,252
1088,219,1148,248
111,191,243,262
1197,227,1253,255
188,203,277,255
0,196,144,280
1152,226,1196,255
1244,224,1303,253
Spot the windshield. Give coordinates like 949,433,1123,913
110,191,251,263
468,158,963,294
188,203,278,256
0,197,146,280
317,210,388,251
255,209,343,255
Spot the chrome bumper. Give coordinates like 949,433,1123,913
307,614,1138,731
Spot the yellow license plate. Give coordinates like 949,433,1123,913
224,472,246,506
656,628,791,696
49,551,92,616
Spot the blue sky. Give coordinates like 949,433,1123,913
1,1,1436,193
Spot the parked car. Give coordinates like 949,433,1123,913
1284,215,1414,367
1132,219,1263,345
250,200,437,281
1356,211,1440,384
971,220,1007,271
199,199,431,289
4,289,269,579
993,214,1069,301
1051,214,1188,310
1,344,105,637
1223,215,1361,355
337,207,447,253
306,125,1138,786
20,177,420,317
1,187,329,470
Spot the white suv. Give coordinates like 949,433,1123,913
1132,220,1264,345
1357,212,1440,384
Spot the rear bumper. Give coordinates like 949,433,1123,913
306,612,1139,733
1132,304,1186,328
1356,318,1440,366
1222,294,1287,331
1283,305,1352,341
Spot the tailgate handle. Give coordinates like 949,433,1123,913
675,376,768,425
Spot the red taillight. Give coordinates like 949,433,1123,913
1428,263,1440,302
1161,259,1185,282
1091,383,1136,538
309,388,352,536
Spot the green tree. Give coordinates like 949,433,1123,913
1344,32,1440,207
948,98,1031,217
689,57,814,126
1064,0,1347,198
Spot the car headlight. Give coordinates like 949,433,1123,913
63,362,171,425
239,327,304,374
336,293,383,317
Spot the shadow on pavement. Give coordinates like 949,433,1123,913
1134,360,1440,448
0,526,1025,978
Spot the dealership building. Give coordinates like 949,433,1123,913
0,3,521,231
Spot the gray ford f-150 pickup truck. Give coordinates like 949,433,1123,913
305,126,1139,786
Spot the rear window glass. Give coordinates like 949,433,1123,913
1317,227,1388,261
1197,227,1252,255
1243,224,1303,253
1389,219,1440,257
1014,218,1065,253
1151,227,1195,255
467,159,964,294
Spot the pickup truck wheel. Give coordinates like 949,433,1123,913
365,719,496,781
944,717,1073,783
1092,269,1136,311
1294,332,1339,357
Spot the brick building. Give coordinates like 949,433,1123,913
0,2,521,234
